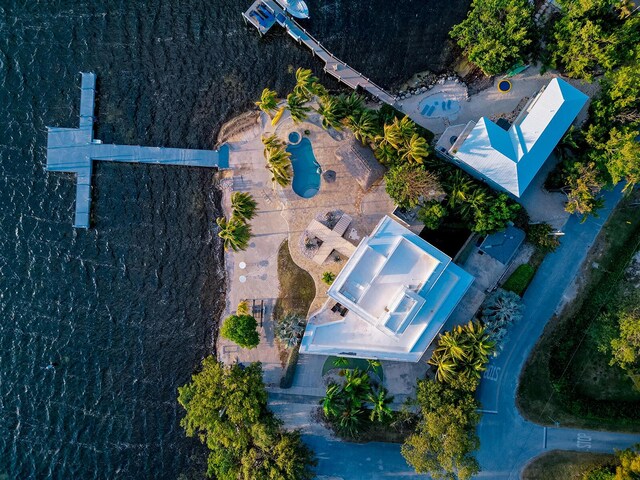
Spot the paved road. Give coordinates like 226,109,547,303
476,183,640,478
273,184,640,479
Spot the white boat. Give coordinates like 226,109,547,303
275,0,309,19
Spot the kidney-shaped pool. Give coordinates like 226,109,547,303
287,134,321,198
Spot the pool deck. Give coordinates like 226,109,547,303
46,73,229,228
216,106,395,385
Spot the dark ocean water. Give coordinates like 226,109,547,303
0,0,470,478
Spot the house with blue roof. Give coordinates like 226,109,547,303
300,216,474,362
441,78,589,197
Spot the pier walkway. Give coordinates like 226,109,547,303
46,73,229,228
243,0,397,106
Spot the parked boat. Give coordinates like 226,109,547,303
275,0,309,18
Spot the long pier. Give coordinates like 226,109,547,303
243,0,398,106
46,73,229,229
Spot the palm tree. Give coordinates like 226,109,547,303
333,356,350,368
338,407,363,437
343,368,370,407
428,350,457,383
368,388,393,423
230,192,258,222
261,133,284,155
366,359,381,371
433,329,467,362
321,383,343,418
444,170,474,210
265,146,292,187
399,133,430,164
373,141,399,165
344,109,378,145
293,67,326,100
255,88,279,117
336,92,364,117
457,187,489,220
216,216,252,252
286,93,311,123
317,96,344,130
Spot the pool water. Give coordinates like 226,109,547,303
418,93,461,118
287,137,321,198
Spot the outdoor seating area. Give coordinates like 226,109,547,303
305,214,356,265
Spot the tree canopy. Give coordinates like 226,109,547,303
401,379,481,480
177,358,316,479
450,0,536,75
385,163,444,209
220,314,260,349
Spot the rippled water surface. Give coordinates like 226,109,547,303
0,0,470,478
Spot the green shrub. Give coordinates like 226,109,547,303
322,271,336,285
418,201,448,230
220,314,260,349
527,222,560,252
502,264,535,295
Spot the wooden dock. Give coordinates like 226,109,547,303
243,0,398,106
46,73,229,229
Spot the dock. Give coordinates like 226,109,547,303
46,73,229,229
242,0,398,106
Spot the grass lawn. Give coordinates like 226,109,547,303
274,240,316,388
518,190,640,432
502,263,536,295
522,450,614,480
273,240,316,318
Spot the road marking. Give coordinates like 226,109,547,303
577,433,592,449
483,365,501,381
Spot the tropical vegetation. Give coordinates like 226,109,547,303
527,222,560,252
262,134,293,187
216,216,251,252
255,87,279,118
385,163,444,209
220,313,260,349
275,312,306,349
401,378,481,480
450,0,536,75
481,289,523,356
177,358,316,479
428,321,495,392
230,191,258,222
581,444,640,479
320,364,392,438
321,271,335,285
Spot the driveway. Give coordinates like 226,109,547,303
276,183,640,479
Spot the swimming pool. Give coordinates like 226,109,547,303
287,137,321,198
418,93,461,118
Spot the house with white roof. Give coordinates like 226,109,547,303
300,216,474,362
438,78,589,197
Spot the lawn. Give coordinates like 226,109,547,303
273,240,316,318
522,450,614,480
518,190,640,432
502,263,536,295
274,240,316,388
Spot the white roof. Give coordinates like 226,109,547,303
453,78,589,197
300,216,474,362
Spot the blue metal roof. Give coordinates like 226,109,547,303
454,78,589,197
